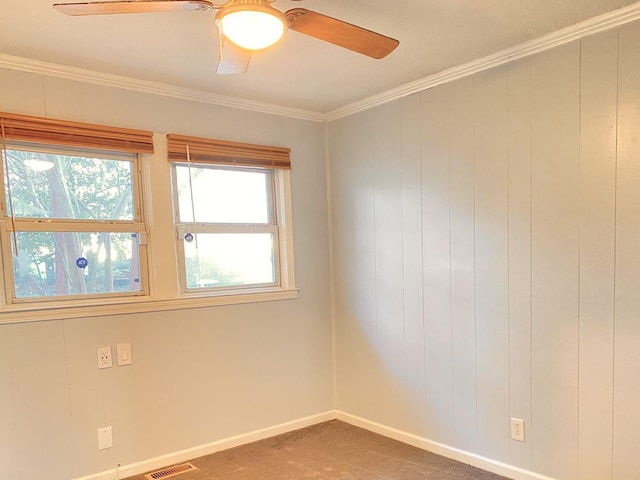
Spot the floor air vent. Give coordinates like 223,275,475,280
144,462,198,480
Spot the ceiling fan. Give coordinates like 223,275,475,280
52,0,400,75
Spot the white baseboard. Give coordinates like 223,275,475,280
72,411,336,480
74,409,555,480
335,411,557,480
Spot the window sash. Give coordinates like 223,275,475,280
175,228,280,293
2,149,144,223
173,163,276,225
1,224,149,303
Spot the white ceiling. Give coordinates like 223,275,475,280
0,0,638,113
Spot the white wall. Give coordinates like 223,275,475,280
0,70,334,480
328,22,640,480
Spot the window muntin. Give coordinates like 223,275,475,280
0,141,147,303
173,164,280,293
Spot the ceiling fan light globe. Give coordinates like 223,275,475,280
216,6,287,50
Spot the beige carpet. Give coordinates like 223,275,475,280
127,420,510,480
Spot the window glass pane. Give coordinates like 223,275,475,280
183,233,275,288
176,166,270,224
3,147,134,221
12,231,141,298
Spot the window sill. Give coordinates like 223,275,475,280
0,288,299,325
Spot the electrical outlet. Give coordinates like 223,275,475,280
97,426,113,450
116,342,133,366
97,346,112,369
511,418,525,442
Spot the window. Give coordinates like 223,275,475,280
0,112,153,304
167,134,295,295
0,112,297,319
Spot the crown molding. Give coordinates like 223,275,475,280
0,54,325,122
325,1,640,121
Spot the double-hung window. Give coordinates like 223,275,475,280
167,134,295,295
0,112,296,319
0,112,153,304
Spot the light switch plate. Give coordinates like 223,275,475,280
117,342,132,366
97,426,113,450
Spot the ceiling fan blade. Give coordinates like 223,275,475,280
216,33,252,75
285,8,399,59
53,0,214,16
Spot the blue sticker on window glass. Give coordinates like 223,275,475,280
76,257,88,269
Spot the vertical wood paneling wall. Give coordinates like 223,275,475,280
329,22,640,480
613,23,640,480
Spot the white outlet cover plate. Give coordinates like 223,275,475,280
511,418,525,442
97,346,112,369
